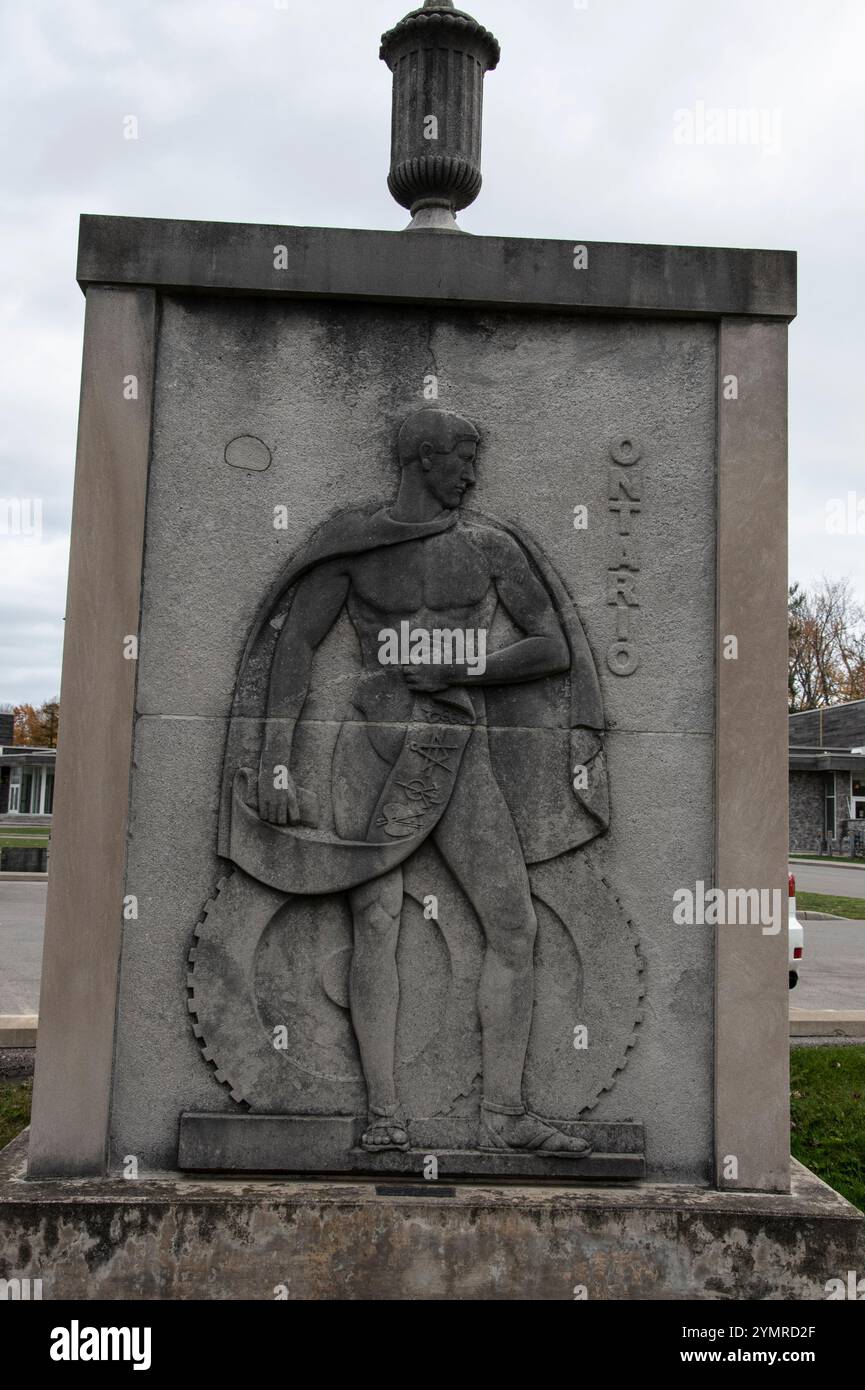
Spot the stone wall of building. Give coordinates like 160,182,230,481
789,770,824,853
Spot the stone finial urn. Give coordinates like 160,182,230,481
380,0,501,230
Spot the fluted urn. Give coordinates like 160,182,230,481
380,0,501,230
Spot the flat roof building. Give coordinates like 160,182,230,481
0,712,56,818
789,699,865,853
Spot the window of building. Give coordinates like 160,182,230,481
825,776,836,837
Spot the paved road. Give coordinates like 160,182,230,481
0,881,46,1013
793,920,865,1011
790,859,865,898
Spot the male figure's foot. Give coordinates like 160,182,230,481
480,1102,593,1157
361,1106,411,1153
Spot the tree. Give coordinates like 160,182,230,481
788,578,865,712
11,698,60,747
41,700,59,747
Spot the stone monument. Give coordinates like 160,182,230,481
181,402,642,1176
2,0,863,1300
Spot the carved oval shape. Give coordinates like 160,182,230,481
225,435,272,472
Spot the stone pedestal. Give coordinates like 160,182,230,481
26,218,796,1198
2,1134,862,1300
2,0,824,1301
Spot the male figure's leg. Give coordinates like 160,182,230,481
433,730,592,1156
348,866,406,1144
432,730,537,1110
333,721,408,1149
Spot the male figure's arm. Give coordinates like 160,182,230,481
259,560,350,824
404,530,569,692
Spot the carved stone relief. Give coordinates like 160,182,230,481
182,407,645,1176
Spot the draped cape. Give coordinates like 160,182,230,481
218,504,609,895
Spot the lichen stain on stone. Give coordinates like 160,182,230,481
81,1203,164,1273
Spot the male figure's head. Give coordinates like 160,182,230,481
396,408,480,511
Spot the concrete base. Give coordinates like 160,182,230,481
1,1131,862,1300
790,1010,865,1038
0,1016,38,1048
177,1114,646,1180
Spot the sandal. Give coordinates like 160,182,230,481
480,1100,593,1157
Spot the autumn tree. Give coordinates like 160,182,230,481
788,578,865,712
11,698,60,747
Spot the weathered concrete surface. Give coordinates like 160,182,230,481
177,1114,646,1179
106,300,717,1182
0,1018,37,1048
715,319,789,1193
76,216,797,321
30,212,797,1196
1,1133,860,1300
135,301,717,735
109,721,712,1182
790,1010,865,1038
27,287,156,1180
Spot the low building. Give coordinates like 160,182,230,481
789,699,865,853
0,711,56,817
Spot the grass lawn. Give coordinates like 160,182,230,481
797,890,865,920
0,827,50,848
792,853,865,864
791,1047,865,1213
0,1079,32,1152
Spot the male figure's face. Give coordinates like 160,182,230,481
419,437,478,510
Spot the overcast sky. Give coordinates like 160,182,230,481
1,0,863,706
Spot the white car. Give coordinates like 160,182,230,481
788,872,804,989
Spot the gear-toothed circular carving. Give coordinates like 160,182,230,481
523,855,644,1117
188,854,644,1123
186,855,483,1116
187,871,295,1108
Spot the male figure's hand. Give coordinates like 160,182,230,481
258,754,301,826
402,665,460,694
